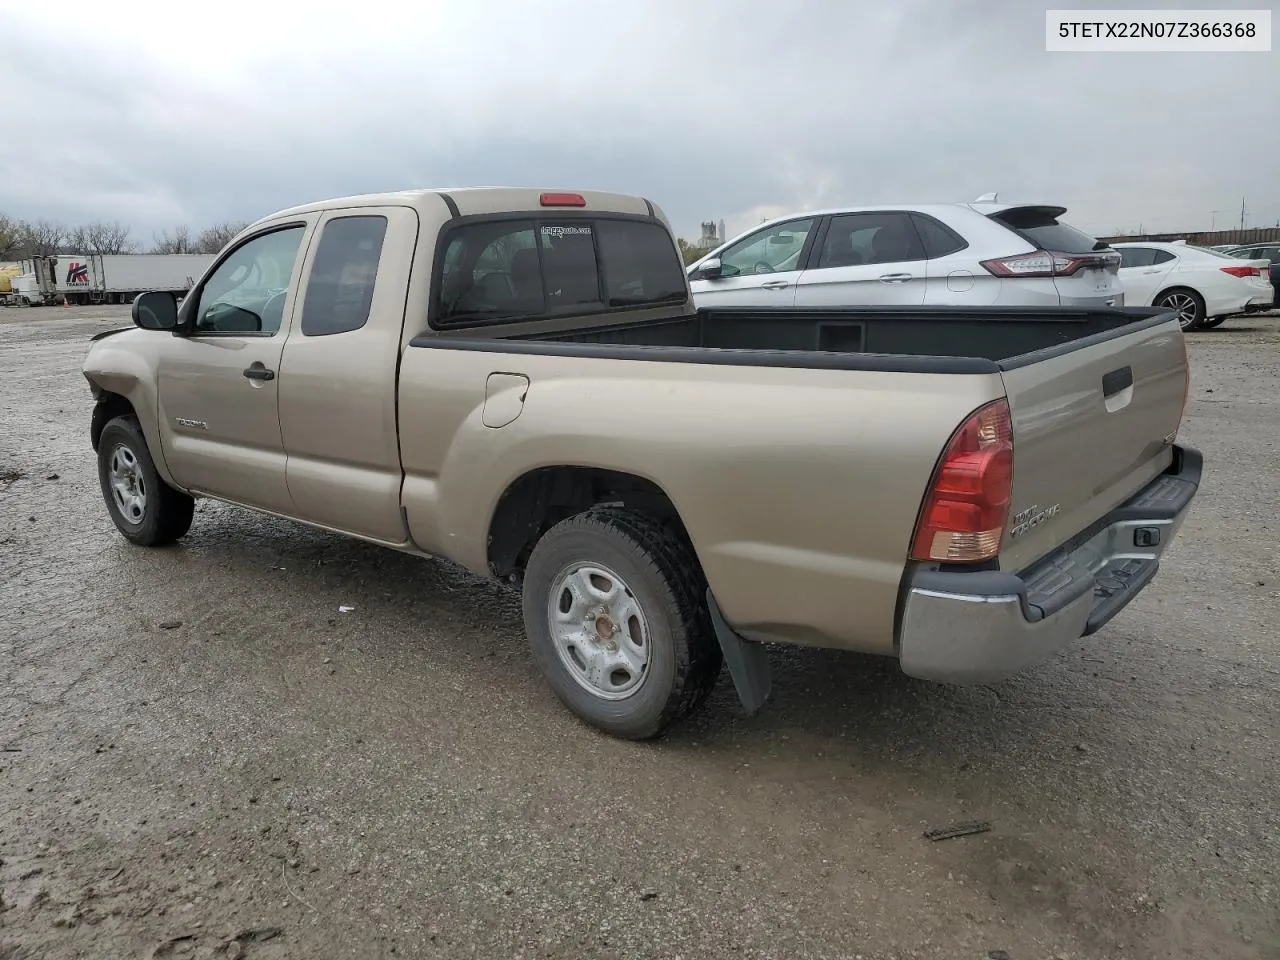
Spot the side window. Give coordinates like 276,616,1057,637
1119,247,1156,268
194,226,306,335
717,218,814,277
1150,249,1175,265
300,216,388,337
910,213,967,258
816,213,924,269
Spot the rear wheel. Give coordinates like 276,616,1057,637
521,506,722,740
1155,287,1206,331
97,416,195,546
1201,315,1227,329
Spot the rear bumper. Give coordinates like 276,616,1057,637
896,444,1202,684
1242,294,1276,313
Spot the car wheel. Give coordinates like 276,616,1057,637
1201,316,1227,329
521,506,722,740
1154,287,1206,331
97,415,195,546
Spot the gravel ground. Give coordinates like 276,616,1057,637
1,304,1277,960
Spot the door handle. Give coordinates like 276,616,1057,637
1142,268,1160,274
879,273,912,283
760,280,791,290
243,363,275,381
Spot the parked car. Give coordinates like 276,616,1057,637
1223,241,1280,305
686,195,1123,310
83,187,1199,740
1113,241,1274,330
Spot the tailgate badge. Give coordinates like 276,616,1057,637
1009,503,1060,539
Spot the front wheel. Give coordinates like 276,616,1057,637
1155,288,1206,331
521,507,722,740
97,415,194,546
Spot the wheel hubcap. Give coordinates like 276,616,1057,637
1160,293,1198,328
108,443,147,524
547,563,650,700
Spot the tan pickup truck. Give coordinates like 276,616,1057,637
82,187,1202,739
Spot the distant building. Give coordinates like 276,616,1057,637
698,220,726,249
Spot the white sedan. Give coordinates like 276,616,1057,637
1113,241,1274,330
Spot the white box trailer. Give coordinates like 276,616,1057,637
20,253,216,305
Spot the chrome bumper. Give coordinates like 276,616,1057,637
897,445,1202,684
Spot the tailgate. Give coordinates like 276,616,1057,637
997,314,1188,572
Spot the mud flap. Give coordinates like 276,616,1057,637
706,590,771,715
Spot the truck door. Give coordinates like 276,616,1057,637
277,206,416,544
155,221,314,514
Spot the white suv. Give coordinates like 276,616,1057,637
687,196,1123,310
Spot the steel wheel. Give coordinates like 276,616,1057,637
547,562,651,700
1155,289,1204,330
108,442,147,525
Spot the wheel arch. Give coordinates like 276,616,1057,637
90,391,138,452
486,465,697,583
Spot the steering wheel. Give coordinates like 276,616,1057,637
752,261,775,275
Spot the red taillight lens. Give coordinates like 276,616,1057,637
1220,265,1259,279
540,192,587,207
910,399,1014,563
981,250,1119,278
1178,333,1191,433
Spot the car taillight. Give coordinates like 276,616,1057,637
910,399,1014,564
1178,333,1191,433
540,192,587,207
1220,265,1260,279
981,250,1119,278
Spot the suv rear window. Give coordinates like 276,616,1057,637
988,207,1104,254
434,217,686,327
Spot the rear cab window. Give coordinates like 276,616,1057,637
433,216,687,327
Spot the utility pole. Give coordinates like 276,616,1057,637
1239,196,1246,230
1210,210,1218,230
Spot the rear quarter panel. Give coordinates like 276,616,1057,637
397,347,1003,654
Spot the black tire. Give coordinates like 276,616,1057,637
1154,287,1206,331
521,507,722,740
97,415,194,546
1201,315,1227,329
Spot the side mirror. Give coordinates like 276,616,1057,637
693,257,724,280
132,291,178,330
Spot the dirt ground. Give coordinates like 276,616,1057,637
1,304,1277,960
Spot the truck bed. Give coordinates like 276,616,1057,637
431,304,1174,372
409,301,1188,587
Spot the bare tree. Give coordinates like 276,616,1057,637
195,221,250,255
151,225,194,254
20,219,67,257
0,213,22,260
82,220,136,255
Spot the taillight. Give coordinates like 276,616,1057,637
1220,265,1260,279
981,250,1119,278
1177,333,1191,433
910,399,1014,564
540,192,587,207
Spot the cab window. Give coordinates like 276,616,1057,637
194,226,306,335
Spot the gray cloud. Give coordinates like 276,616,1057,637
2,0,1275,248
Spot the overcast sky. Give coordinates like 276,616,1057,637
1,0,1275,248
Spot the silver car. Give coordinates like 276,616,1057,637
688,195,1123,310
